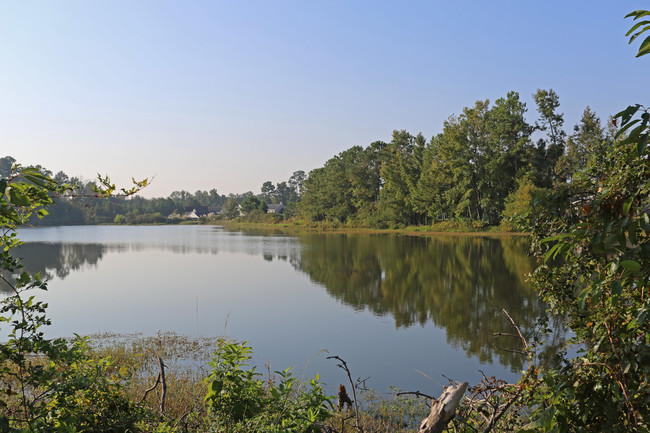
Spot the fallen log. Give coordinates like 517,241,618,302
418,381,468,433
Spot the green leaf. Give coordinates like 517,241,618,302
629,27,650,44
625,10,650,19
637,35,650,57
622,196,634,215
626,20,650,36
625,9,650,21
22,175,50,189
618,118,641,136
5,186,31,206
19,167,47,177
620,260,641,272
615,104,640,125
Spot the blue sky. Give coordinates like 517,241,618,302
1,1,648,197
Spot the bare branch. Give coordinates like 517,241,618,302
327,355,363,432
140,372,161,404
158,357,167,415
396,390,436,401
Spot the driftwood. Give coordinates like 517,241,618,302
418,381,468,433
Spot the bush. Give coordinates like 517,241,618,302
518,106,650,431
204,340,333,432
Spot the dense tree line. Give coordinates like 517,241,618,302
298,89,613,228
0,155,305,225
1,89,611,229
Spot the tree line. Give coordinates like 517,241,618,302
0,155,305,225
299,89,614,228
0,88,612,229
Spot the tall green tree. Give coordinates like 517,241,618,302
299,152,355,223
532,89,566,187
260,181,275,203
288,170,306,199
379,130,425,225
416,116,473,221
240,195,267,215
482,91,533,223
556,107,606,182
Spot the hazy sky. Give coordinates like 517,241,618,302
1,1,648,198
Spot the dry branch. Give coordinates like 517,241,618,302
158,357,167,414
327,355,362,431
140,357,167,415
396,390,436,401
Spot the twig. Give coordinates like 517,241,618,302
327,355,362,432
178,411,190,424
158,357,167,415
355,376,371,391
140,372,161,404
495,305,528,350
492,332,521,339
482,391,520,433
140,357,167,416
396,390,436,401
492,344,526,356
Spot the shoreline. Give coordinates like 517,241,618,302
217,220,530,238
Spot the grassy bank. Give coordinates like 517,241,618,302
216,218,529,237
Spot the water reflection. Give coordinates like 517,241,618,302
6,227,557,374
292,234,541,371
16,243,106,280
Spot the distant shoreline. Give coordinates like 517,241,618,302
217,220,530,237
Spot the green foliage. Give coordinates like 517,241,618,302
555,107,607,183
299,90,571,229
520,92,650,433
240,196,268,216
240,210,283,224
204,339,333,432
532,89,566,188
379,131,424,226
1,165,153,431
502,180,546,231
626,9,650,57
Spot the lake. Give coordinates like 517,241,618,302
7,225,551,395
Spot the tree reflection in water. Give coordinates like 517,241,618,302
0,243,106,293
292,234,559,372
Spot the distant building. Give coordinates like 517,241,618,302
183,209,200,219
172,206,223,219
267,203,284,214
207,206,223,216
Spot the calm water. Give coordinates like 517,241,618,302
7,225,550,394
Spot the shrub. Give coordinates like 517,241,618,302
204,339,333,432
